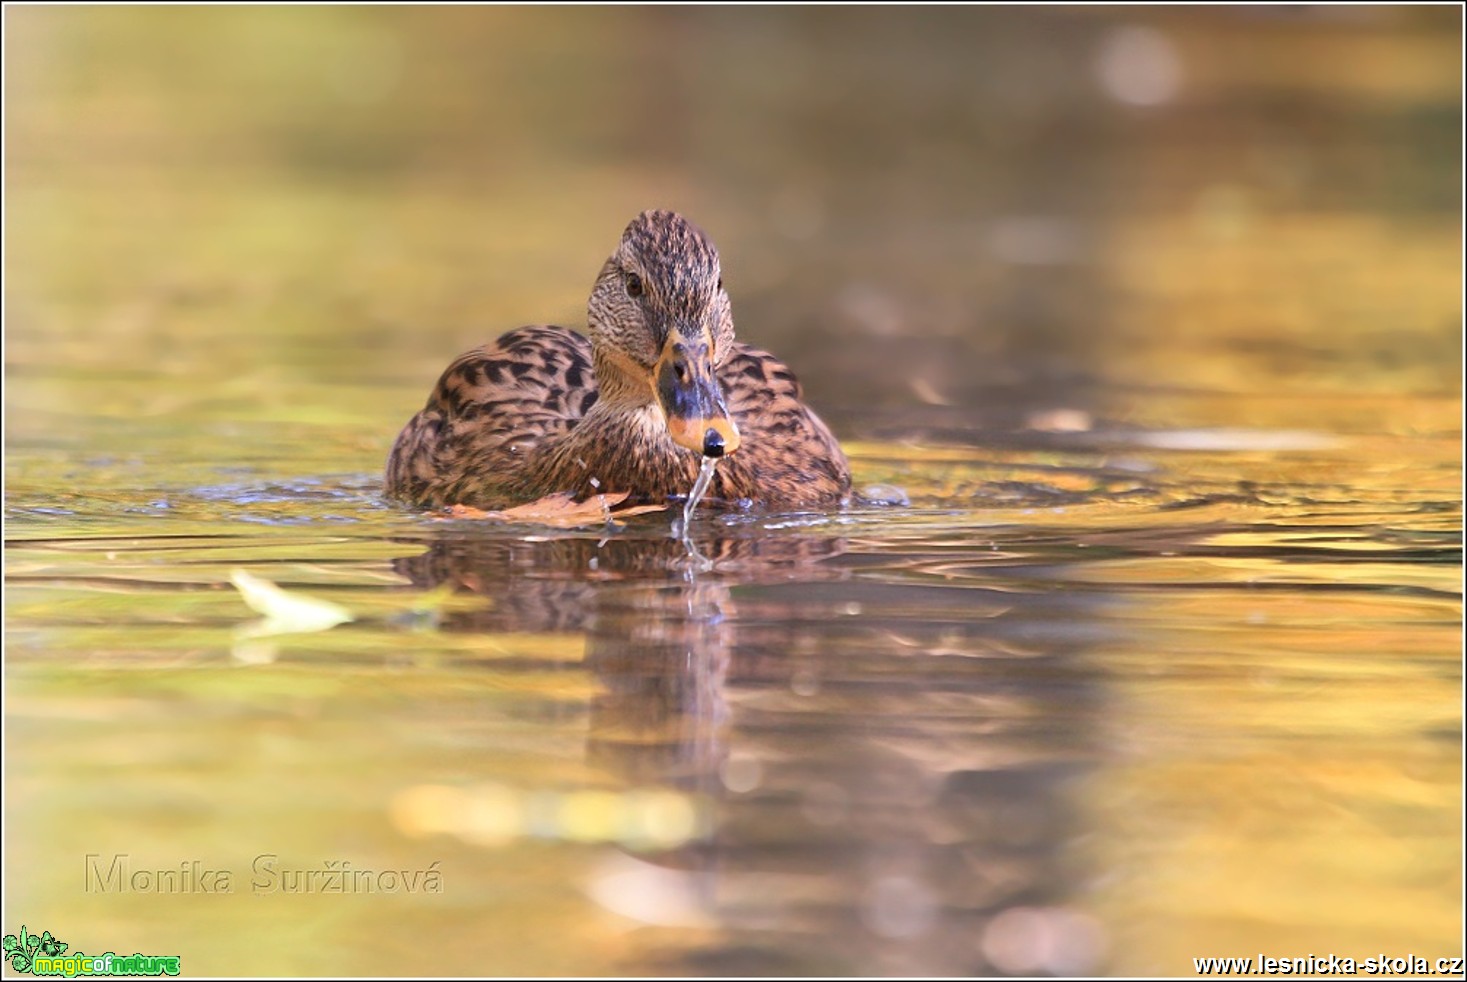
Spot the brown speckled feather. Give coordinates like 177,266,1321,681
385,211,852,511
385,326,598,509
386,331,848,510
714,344,849,503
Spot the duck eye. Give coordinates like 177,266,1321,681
625,273,643,298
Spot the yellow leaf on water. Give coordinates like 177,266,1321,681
229,569,354,638
435,491,666,528
406,581,478,616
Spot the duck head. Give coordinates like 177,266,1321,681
587,210,742,458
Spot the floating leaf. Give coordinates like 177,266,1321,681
435,491,665,528
229,569,354,638
406,581,475,616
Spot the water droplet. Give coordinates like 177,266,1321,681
862,875,939,939
981,906,1106,975
1094,26,1182,106
683,455,720,529
858,484,910,506
719,753,763,794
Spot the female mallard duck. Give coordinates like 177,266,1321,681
385,210,851,511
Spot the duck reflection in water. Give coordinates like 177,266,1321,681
392,524,1106,975
394,526,840,787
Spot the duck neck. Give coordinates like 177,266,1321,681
533,352,692,501
580,351,667,455
591,349,658,408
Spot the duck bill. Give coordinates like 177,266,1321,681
655,330,742,458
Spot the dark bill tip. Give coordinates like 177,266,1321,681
702,428,726,458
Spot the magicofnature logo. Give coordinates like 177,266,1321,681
3,926,65,973
3,926,180,977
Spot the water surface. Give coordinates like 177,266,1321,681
5,7,1461,976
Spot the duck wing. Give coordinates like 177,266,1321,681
716,342,852,507
385,326,598,508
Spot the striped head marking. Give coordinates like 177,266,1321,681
587,211,740,457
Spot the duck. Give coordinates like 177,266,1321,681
385,210,852,511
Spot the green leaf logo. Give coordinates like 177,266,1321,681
3,926,70,974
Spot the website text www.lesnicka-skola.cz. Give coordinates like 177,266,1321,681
1194,954,1465,976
